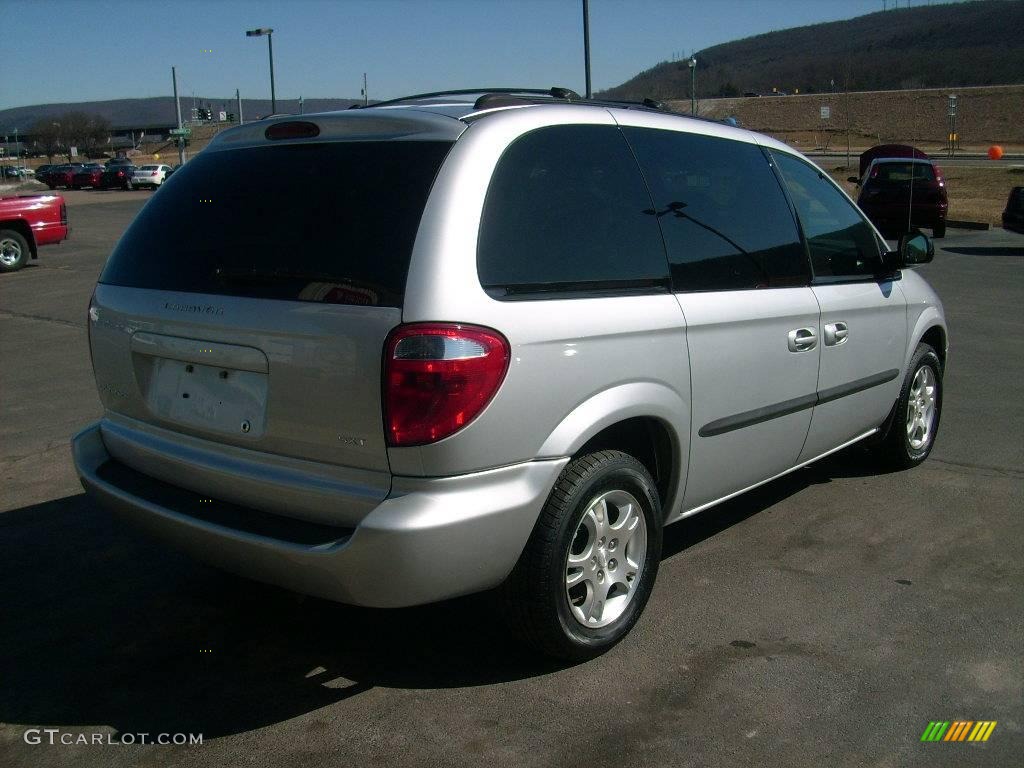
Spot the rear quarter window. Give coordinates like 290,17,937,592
100,141,452,306
477,124,669,296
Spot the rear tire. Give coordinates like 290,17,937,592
933,223,946,238
0,229,30,273
502,450,663,660
873,343,943,470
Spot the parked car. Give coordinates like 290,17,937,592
1002,186,1024,232
47,164,85,189
0,192,69,272
71,163,105,189
850,157,948,238
105,157,134,167
2,166,34,179
131,164,172,188
73,89,947,660
858,143,929,178
99,164,136,190
34,164,55,183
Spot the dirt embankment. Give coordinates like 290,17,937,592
668,84,1024,152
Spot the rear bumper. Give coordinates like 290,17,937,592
72,422,567,607
33,220,68,246
860,202,947,229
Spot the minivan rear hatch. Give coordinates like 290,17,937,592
90,137,453,505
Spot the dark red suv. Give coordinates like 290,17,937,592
851,157,948,238
71,164,104,189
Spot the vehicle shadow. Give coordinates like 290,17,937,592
940,245,1024,257
0,446,886,739
661,445,886,560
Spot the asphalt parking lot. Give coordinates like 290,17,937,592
1,193,1021,767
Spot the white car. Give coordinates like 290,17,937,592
132,164,172,188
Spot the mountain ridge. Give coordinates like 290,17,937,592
0,97,362,133
598,0,1024,101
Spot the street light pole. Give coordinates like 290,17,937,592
582,0,592,98
172,66,184,166
688,56,697,115
246,28,276,115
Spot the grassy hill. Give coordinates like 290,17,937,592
677,84,1024,150
0,97,362,133
600,0,1024,101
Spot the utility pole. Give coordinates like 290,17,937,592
689,56,698,115
299,95,304,115
236,88,243,124
268,32,276,113
172,66,184,166
582,0,592,98
363,72,368,106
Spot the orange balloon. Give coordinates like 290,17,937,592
988,145,1004,160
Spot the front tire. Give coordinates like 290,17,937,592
933,223,946,238
873,343,943,469
502,450,663,660
0,228,30,272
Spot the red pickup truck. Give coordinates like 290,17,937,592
0,194,69,272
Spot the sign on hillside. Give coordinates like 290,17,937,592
820,106,831,120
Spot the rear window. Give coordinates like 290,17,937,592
101,141,452,306
872,162,935,183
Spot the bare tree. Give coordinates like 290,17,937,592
59,111,92,159
29,119,62,161
85,115,112,156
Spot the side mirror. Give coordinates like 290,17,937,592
893,229,935,268
847,176,860,185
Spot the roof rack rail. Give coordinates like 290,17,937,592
350,86,723,122
467,92,674,116
354,87,577,109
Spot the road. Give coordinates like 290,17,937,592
0,195,1021,767
804,152,1024,169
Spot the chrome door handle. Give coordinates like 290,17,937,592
824,322,849,346
787,327,817,352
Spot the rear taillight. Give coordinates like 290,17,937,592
150,171,158,176
117,170,124,177
384,323,510,447
60,202,67,224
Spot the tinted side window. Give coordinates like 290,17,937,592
623,127,808,291
772,152,882,280
477,124,668,294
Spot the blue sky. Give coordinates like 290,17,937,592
6,0,912,108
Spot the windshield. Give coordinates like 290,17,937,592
100,140,452,306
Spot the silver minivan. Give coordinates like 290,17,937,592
73,89,947,659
